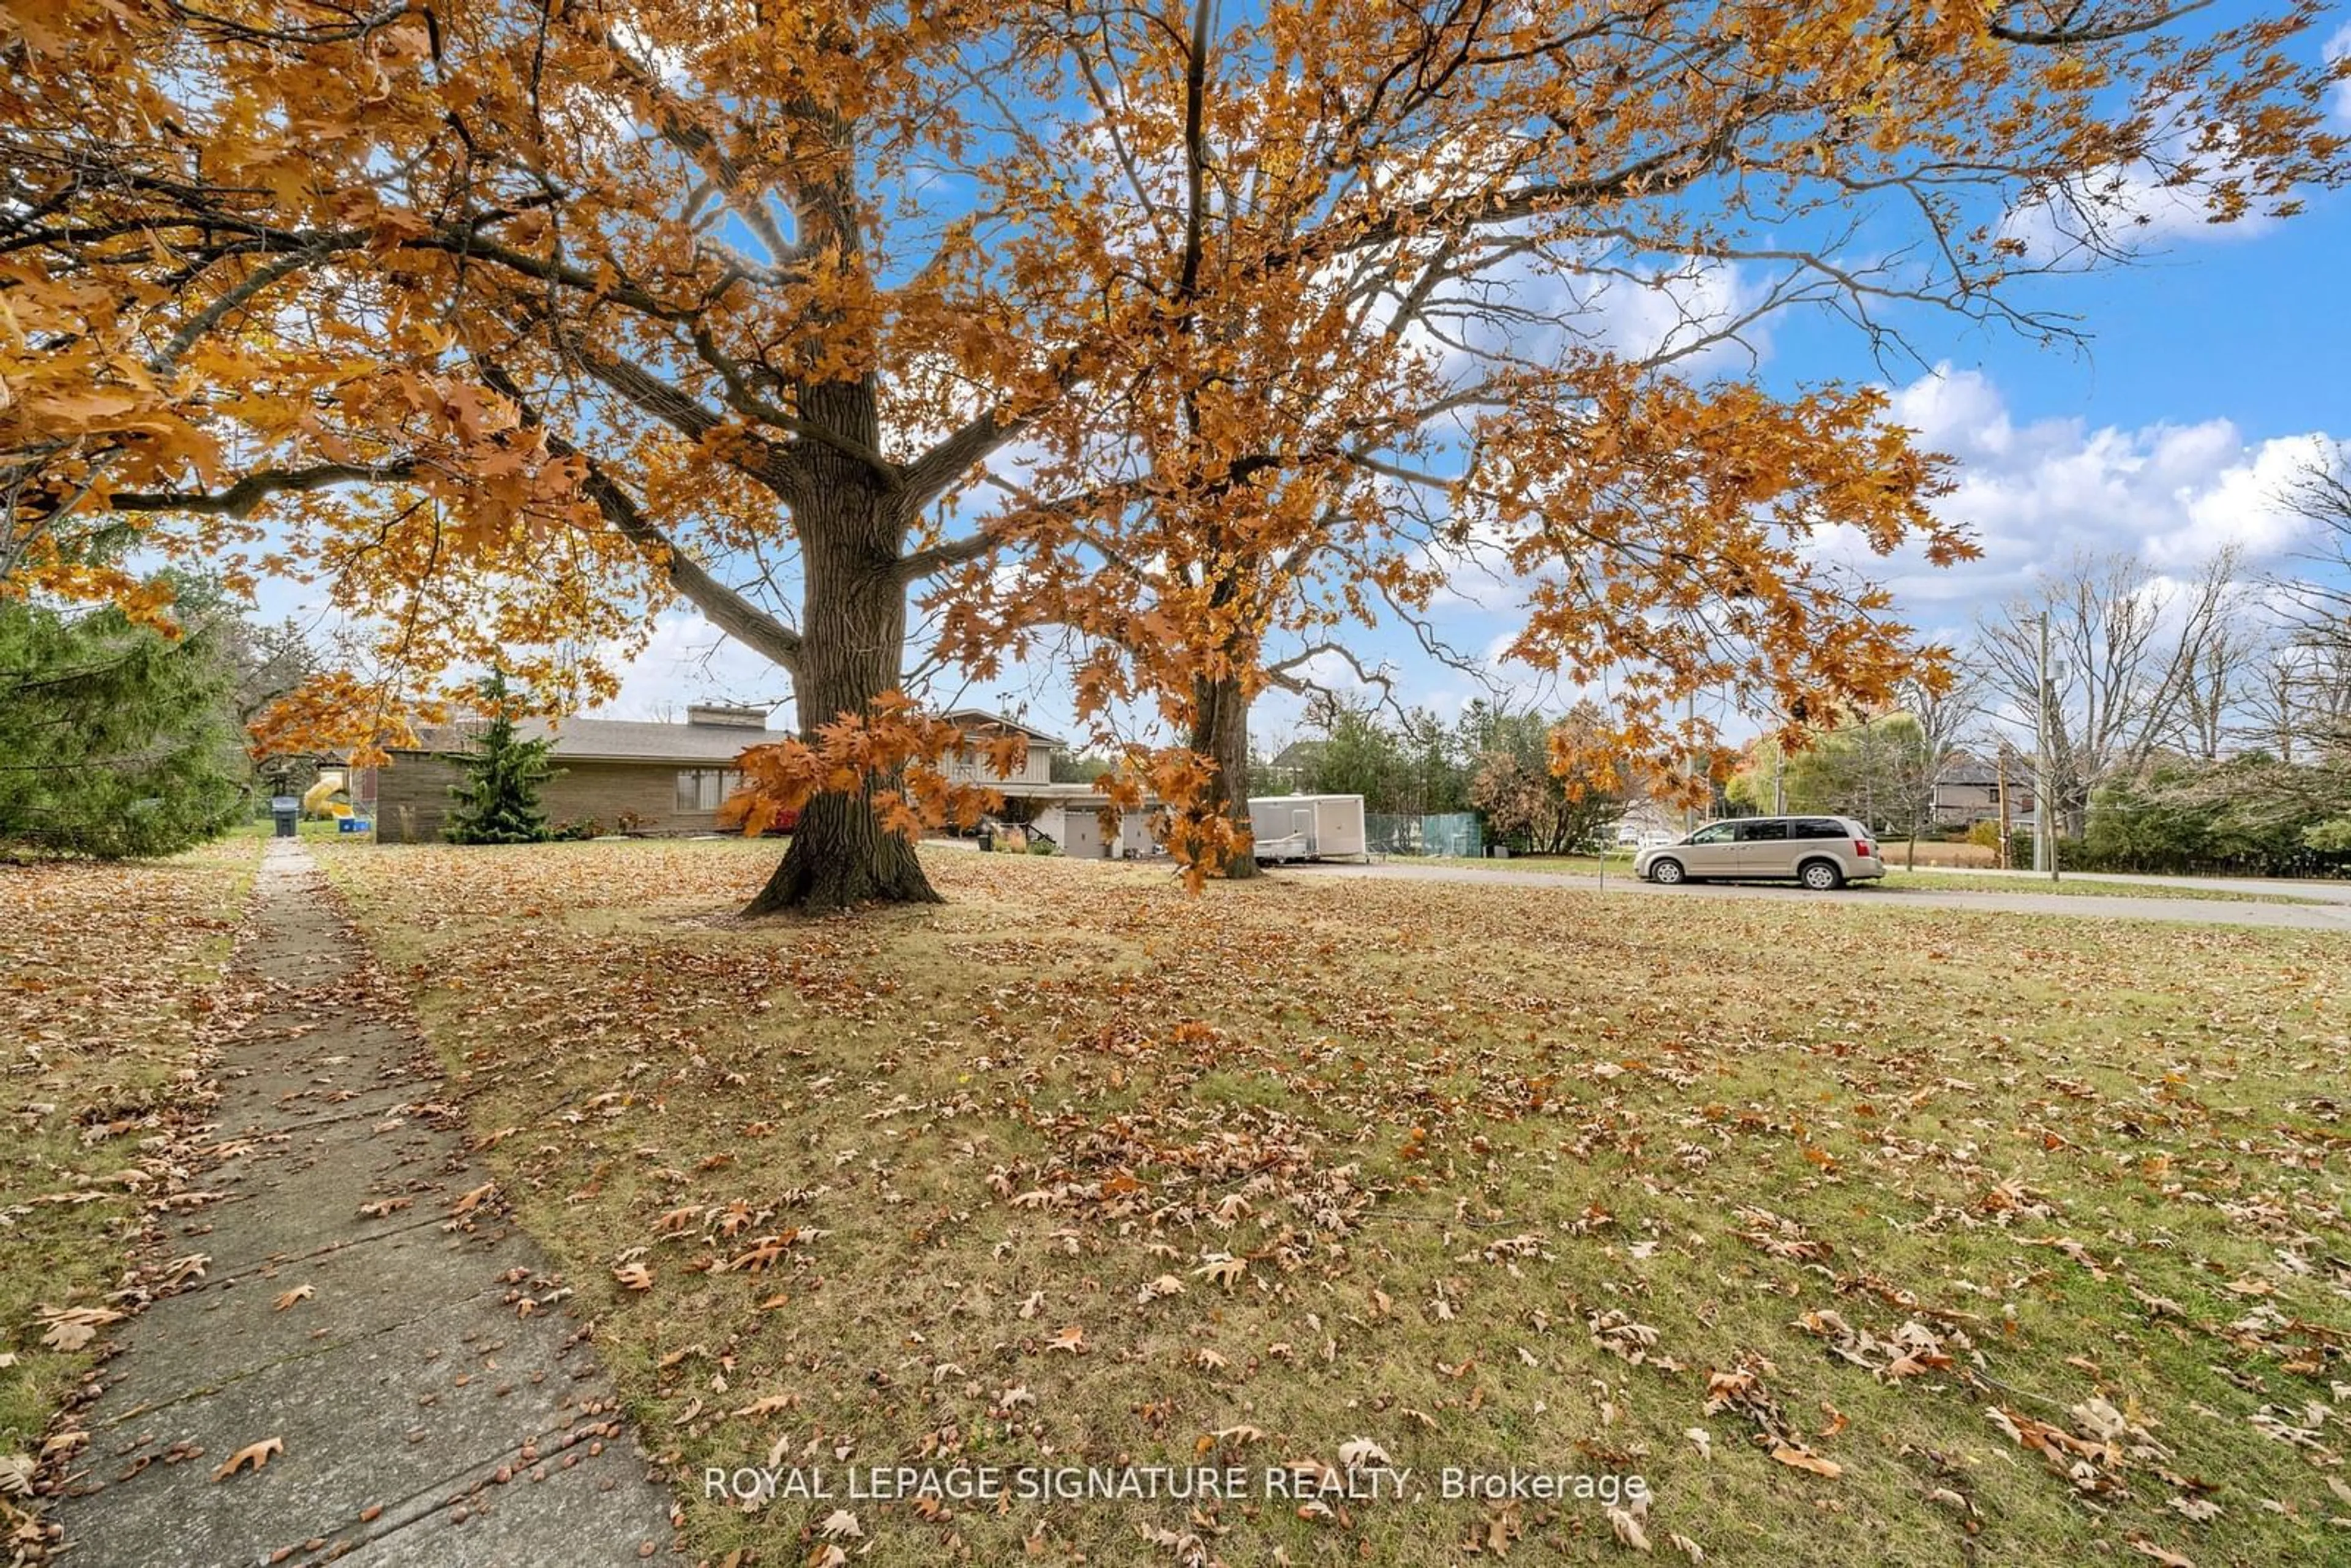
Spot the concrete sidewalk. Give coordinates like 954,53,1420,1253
53,841,678,1567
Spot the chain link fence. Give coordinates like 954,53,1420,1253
1365,811,1483,858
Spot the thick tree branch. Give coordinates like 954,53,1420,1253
1988,1,2213,47
110,462,418,517
476,363,804,675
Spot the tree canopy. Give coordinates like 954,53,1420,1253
5,0,2343,906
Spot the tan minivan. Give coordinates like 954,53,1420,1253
1634,816,1885,890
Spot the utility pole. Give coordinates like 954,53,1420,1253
1682,689,1697,834
2034,612,2059,883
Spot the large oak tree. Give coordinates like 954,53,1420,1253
3,0,2342,904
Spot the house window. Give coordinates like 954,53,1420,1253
675,768,742,812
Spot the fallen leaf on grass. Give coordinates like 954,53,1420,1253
1770,1445,1842,1479
1607,1498,1652,1552
37,1307,124,1352
272,1285,313,1311
2128,1539,2194,1568
1136,1274,1185,1304
212,1436,283,1481
817,1508,861,1540
613,1262,653,1291
719,1232,798,1272
1192,1255,1245,1288
1047,1325,1087,1354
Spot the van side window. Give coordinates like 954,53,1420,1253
1688,823,1735,844
1738,820,1788,842
1794,819,1843,839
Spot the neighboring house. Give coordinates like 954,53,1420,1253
356,703,777,842
1930,752,2034,827
939,709,1064,789
927,710,1177,860
1029,796,1163,860
1258,738,1327,792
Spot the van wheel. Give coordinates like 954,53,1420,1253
1648,858,1685,886
1799,858,1844,891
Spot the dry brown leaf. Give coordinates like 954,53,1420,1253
1770,1445,1842,1479
1607,1502,1652,1553
272,1285,313,1311
212,1436,283,1482
37,1307,124,1352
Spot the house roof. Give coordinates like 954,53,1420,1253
1937,754,2004,787
404,716,772,766
388,705,1065,765
941,708,1068,749
1269,739,1326,770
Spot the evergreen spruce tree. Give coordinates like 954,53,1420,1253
0,581,252,858
442,671,556,844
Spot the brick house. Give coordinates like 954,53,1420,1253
356,704,1074,843
356,703,779,842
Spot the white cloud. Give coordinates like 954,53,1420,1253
1999,102,2303,265
591,610,793,722
1824,363,2334,628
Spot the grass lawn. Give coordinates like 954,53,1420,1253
1877,871,2323,906
0,834,260,1460
316,836,2351,1567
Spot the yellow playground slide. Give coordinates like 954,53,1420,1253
302,770,353,820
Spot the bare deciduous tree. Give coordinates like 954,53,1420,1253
1978,549,2243,833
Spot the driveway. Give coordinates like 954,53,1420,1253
1284,858,2351,933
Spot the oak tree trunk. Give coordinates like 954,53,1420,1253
744,381,942,917
1188,671,1260,880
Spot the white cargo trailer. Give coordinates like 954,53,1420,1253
1247,793,1367,863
